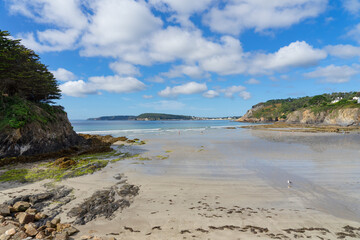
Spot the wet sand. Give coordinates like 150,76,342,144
1,128,360,239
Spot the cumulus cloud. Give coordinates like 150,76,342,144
203,90,220,98
60,75,146,97
51,68,76,81
304,64,359,83
59,80,98,97
343,0,360,14
239,91,251,100
162,64,206,79
250,41,327,74
109,62,140,76
221,85,246,98
158,82,207,97
149,0,213,27
245,78,260,84
204,0,327,35
325,44,360,58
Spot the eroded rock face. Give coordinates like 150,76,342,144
286,108,360,126
0,109,83,158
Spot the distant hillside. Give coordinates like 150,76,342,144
88,115,136,121
136,113,193,120
88,113,194,121
237,92,360,126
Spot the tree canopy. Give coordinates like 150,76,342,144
0,30,61,103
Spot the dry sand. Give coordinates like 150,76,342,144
1,128,360,239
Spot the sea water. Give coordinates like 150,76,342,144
71,120,252,137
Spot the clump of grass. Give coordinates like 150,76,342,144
156,155,169,160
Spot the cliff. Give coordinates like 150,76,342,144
0,98,83,158
237,93,360,126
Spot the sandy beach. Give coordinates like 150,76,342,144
1,128,360,239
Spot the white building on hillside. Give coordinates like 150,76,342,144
331,97,342,104
353,96,360,103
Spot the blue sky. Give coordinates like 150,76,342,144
1,0,360,119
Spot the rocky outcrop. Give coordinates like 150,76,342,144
0,108,83,158
237,103,265,123
238,107,360,126
286,108,360,126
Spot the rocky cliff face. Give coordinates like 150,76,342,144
238,107,360,126
0,109,82,158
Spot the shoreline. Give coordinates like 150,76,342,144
1,128,360,239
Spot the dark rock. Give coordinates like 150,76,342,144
18,212,35,225
13,201,30,212
0,205,10,216
68,184,139,225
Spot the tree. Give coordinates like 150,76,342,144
0,30,61,103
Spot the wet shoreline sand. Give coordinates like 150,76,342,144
1,128,360,239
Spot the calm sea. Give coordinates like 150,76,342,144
71,120,251,137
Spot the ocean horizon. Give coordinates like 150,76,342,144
71,120,252,137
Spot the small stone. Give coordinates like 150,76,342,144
13,201,30,212
25,223,38,236
35,231,46,239
0,205,10,216
0,233,11,240
46,221,56,228
5,228,16,236
64,226,79,236
51,218,61,225
0,216,4,223
108,238,117,240
12,231,27,240
45,227,56,235
35,212,47,221
25,208,37,215
18,212,35,225
56,223,71,232
80,235,93,240
54,231,68,240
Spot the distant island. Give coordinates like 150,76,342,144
237,92,360,126
88,113,239,121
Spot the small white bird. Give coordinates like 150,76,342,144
287,180,292,188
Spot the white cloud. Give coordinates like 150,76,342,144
109,62,140,76
221,85,246,98
304,64,359,83
162,64,205,79
239,91,251,100
158,82,207,97
250,41,327,74
81,0,162,61
204,0,327,35
203,90,220,98
59,80,98,97
347,24,360,43
51,68,76,81
140,100,185,111
343,0,360,14
245,78,260,84
88,75,146,93
60,75,146,97
146,76,165,83
149,0,213,27
325,44,360,58
143,95,154,99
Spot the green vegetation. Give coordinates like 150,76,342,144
0,30,60,102
0,149,138,183
0,96,64,131
0,30,62,131
251,92,360,121
136,113,193,120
